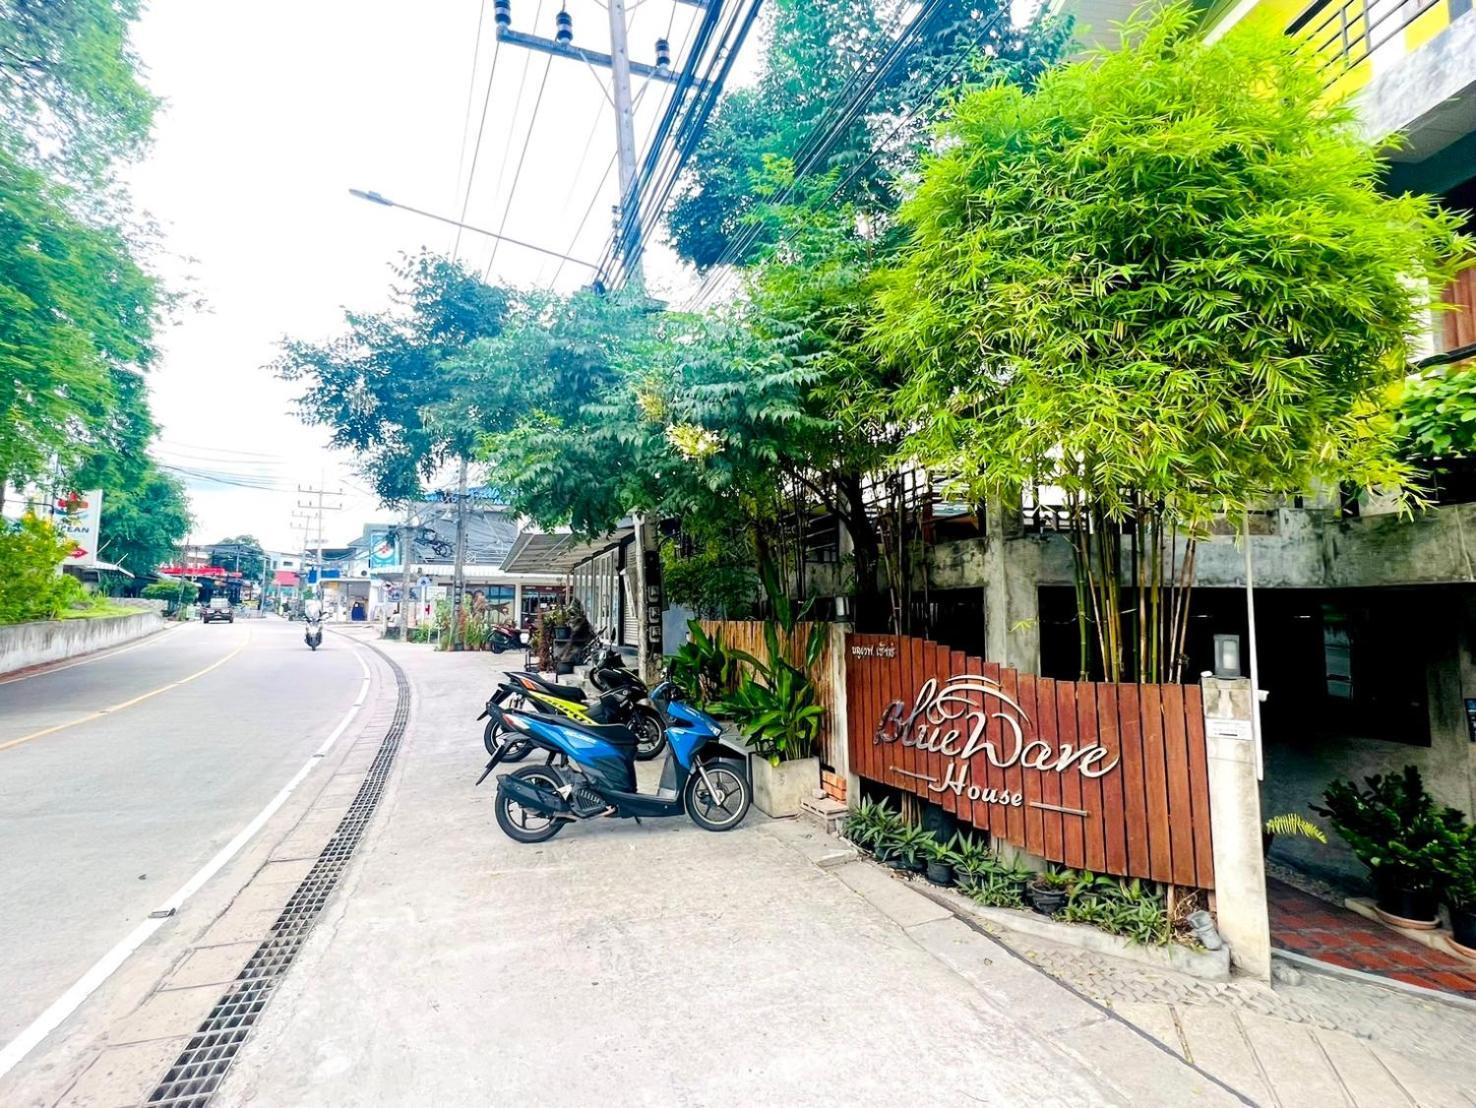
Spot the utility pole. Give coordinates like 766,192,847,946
491,0,692,282
294,484,343,611
452,458,470,649
399,501,416,640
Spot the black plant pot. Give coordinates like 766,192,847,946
1451,906,1476,952
926,861,955,887
908,856,927,874
1029,885,1068,917
1374,882,1440,927
887,855,911,871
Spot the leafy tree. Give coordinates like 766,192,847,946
71,372,192,577
1396,362,1476,461
465,288,663,535
0,0,157,181
0,141,159,500
273,251,509,503
667,0,1070,270
209,535,265,581
872,5,1472,681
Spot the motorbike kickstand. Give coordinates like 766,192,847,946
474,758,498,786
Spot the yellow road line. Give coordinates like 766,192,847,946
0,631,253,754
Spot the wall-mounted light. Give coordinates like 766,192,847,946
1213,633,1242,678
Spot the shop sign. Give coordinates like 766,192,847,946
874,674,1120,810
846,633,1215,889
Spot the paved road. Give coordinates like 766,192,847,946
0,619,366,1047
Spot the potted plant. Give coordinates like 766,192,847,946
1316,766,1463,928
871,809,906,866
949,833,993,891
891,825,933,873
720,619,827,818
844,799,886,855
924,838,956,887
1436,824,1476,955
1027,868,1077,917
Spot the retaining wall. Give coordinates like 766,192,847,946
0,610,166,676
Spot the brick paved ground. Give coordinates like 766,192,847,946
1267,876,1476,997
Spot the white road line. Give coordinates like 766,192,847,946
0,644,376,1081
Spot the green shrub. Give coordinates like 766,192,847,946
0,515,84,624
1057,875,1173,945
667,620,737,704
1314,766,1466,897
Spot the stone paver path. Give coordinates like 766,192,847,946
1268,877,1476,997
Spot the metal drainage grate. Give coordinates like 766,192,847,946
146,646,410,1108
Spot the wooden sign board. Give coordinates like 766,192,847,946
846,634,1214,889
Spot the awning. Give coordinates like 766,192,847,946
274,570,300,586
499,525,633,575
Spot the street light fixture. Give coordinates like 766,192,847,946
347,188,598,270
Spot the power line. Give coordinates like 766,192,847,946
450,0,491,248
687,7,1009,312
686,0,952,304
480,0,547,277
595,0,761,286
485,53,555,279
452,25,504,260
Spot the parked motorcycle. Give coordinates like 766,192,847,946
488,621,523,654
478,669,665,761
478,681,750,842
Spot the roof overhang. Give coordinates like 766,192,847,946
499,525,633,574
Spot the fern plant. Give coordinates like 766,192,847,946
1263,813,1327,843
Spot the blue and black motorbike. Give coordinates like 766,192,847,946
477,681,751,842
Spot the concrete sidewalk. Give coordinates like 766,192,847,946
213,640,1240,1107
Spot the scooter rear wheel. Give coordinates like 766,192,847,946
483,717,532,762
685,762,750,832
495,765,567,844
632,708,667,762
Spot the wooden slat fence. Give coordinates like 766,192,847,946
697,619,838,766
846,632,1214,889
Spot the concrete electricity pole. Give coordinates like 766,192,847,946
491,0,691,283
451,457,470,650
399,502,416,640
296,485,343,610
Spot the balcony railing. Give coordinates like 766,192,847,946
1289,0,1442,82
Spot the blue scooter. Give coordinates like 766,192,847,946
477,681,751,842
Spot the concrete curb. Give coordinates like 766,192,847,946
943,892,1231,980
1273,948,1476,1015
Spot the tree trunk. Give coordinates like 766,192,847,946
839,473,884,631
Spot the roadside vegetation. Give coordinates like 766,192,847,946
0,2,192,578
279,6,1470,677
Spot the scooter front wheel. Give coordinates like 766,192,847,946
483,717,532,762
496,766,567,844
685,761,750,832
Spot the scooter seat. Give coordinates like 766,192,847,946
513,671,586,703
554,717,640,749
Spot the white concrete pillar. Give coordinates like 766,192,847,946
1201,675,1272,980
828,623,857,805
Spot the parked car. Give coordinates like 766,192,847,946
202,597,234,624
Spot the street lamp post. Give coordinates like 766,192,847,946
347,190,599,271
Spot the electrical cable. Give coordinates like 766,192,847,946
485,52,555,278
685,0,953,302
478,0,547,273
597,0,758,284
686,0,990,310
450,0,490,249
452,16,505,261
590,0,725,281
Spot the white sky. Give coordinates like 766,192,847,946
127,0,729,553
